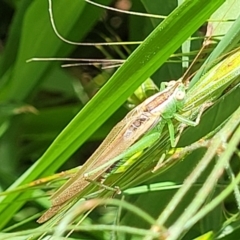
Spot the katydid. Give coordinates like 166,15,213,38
21,0,239,229
37,80,198,223
37,41,240,226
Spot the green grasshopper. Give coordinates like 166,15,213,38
37,79,198,223
37,42,240,223
37,49,240,224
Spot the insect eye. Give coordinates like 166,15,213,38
176,90,185,100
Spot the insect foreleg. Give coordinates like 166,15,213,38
173,102,214,146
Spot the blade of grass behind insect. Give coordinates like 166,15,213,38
0,0,225,229
190,0,240,87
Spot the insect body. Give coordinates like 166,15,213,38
37,80,188,223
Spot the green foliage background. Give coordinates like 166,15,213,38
0,0,240,239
